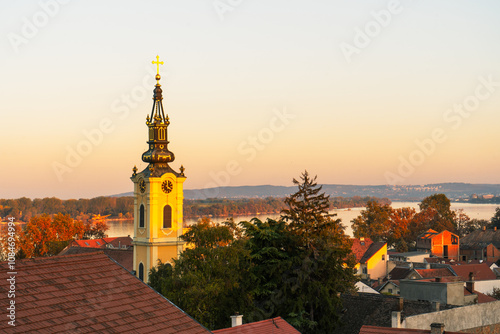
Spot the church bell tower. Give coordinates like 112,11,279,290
131,56,186,283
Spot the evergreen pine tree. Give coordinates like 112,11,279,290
280,171,357,334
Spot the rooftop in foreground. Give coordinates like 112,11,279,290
0,252,210,333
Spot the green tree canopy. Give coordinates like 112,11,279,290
490,207,500,229
416,194,456,232
148,218,254,330
148,171,358,333
351,200,392,242
280,171,357,334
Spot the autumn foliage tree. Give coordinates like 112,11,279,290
17,214,84,258
352,194,461,251
1,213,109,259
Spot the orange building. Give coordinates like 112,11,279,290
416,229,459,261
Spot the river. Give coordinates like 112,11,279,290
106,202,500,238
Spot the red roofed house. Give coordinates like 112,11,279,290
460,227,500,262
212,316,300,334
410,267,456,280
352,238,388,280
416,229,459,261
0,252,211,333
359,324,462,334
449,263,497,281
69,236,133,250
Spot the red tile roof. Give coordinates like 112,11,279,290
414,268,455,278
212,317,300,334
71,238,107,248
351,238,374,263
474,290,497,304
359,325,462,334
58,246,133,272
70,236,133,249
103,236,133,249
0,252,211,333
418,229,439,240
450,263,497,281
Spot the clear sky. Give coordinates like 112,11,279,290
1,0,500,199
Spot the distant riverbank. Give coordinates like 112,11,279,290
106,202,500,238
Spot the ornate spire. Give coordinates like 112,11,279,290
149,55,168,124
142,56,175,166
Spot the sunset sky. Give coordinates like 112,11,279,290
2,0,500,199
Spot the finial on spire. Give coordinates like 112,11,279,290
152,55,164,83
180,165,185,176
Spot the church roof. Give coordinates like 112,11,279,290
0,252,211,333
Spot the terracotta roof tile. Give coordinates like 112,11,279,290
0,252,211,333
351,238,374,263
414,268,455,278
450,263,497,281
461,229,500,249
212,317,300,334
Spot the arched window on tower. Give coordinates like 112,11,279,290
138,263,144,281
163,205,172,229
139,204,145,228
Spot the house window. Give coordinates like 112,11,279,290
163,205,172,229
382,255,385,261
451,235,458,245
362,267,367,274
389,288,393,293
139,204,145,228
138,263,144,281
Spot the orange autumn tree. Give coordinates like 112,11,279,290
83,214,110,239
18,214,85,258
15,213,108,258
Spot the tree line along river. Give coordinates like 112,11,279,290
106,202,500,238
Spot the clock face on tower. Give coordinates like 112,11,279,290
139,180,146,193
162,180,173,193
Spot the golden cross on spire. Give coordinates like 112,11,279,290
152,55,164,76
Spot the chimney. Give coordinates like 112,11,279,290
391,311,401,328
230,314,243,327
425,262,431,269
378,277,383,286
398,297,404,311
466,272,475,292
432,301,440,311
430,323,445,334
